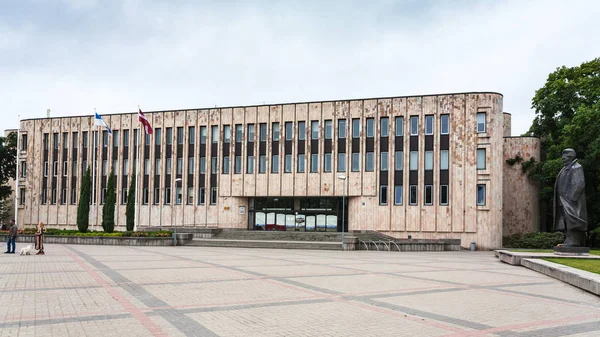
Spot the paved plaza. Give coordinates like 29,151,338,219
1,244,600,337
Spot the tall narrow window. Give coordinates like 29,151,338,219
44,161,48,177
477,112,486,133
440,115,449,135
188,157,195,174
425,151,433,170
297,154,305,173
176,186,182,205
477,184,486,205
166,127,173,145
210,187,217,205
21,134,27,151
271,154,279,173
425,116,434,135
211,126,218,143
224,125,231,143
410,116,419,136
112,130,119,148
177,158,183,175
19,188,25,205
189,127,195,144
338,119,346,138
410,151,418,171
381,152,388,171
380,117,389,137
284,154,292,173
440,150,449,170
177,127,184,144
63,132,68,149
259,155,266,173
142,188,149,205
247,124,255,142
324,120,332,139
155,159,161,175
395,151,403,170
198,187,205,205
102,160,108,176
21,161,27,178
234,155,242,174
235,124,242,143
199,157,206,173
53,161,58,177
222,156,230,174
395,117,404,137
324,153,332,172
351,153,360,172
145,159,150,175
477,148,486,170
366,118,374,138
121,188,127,204
272,122,280,141
285,122,293,141
440,185,449,205
112,160,117,175
53,133,59,149
122,130,129,147
72,132,78,149
380,186,388,205
365,152,374,172
166,158,172,175
200,126,207,144
409,185,418,205
298,121,306,141
310,154,318,172
394,185,403,205
337,153,346,172
352,119,360,138
424,185,433,205
71,161,77,177
311,121,319,139
155,128,162,145
165,188,171,205
247,156,255,174
187,187,194,204
260,123,267,142
123,159,129,175
154,188,160,204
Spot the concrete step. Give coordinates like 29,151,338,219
185,238,342,250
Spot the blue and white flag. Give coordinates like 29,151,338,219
94,112,112,134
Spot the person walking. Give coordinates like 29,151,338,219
35,221,45,255
4,219,17,254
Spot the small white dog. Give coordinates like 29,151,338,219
19,244,34,255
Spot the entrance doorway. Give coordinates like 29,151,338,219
248,197,348,232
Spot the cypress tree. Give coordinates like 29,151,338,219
126,173,136,231
77,167,91,232
102,168,116,233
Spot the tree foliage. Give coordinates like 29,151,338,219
102,168,116,233
0,197,13,225
126,173,136,231
77,167,92,232
527,58,600,231
0,131,17,200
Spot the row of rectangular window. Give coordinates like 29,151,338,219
38,112,489,150
377,184,485,206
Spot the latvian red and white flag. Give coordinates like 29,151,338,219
138,108,153,135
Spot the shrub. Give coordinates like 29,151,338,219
102,169,116,233
77,167,92,232
503,232,564,249
126,174,136,231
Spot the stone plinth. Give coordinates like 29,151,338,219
553,246,590,256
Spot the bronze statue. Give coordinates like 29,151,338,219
554,148,588,247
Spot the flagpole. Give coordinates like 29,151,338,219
134,124,140,232
92,109,97,231
15,115,20,228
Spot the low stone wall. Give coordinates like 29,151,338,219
5,233,194,246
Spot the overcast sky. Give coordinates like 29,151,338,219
2,0,599,136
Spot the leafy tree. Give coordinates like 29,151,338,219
102,168,116,233
126,173,136,231
77,167,92,232
527,58,600,231
0,197,13,225
0,131,17,200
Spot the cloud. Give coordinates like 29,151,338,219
2,0,600,136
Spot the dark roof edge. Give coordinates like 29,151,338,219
20,91,503,122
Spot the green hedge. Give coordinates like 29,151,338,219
0,229,173,238
503,232,564,249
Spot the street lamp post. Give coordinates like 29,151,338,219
174,178,182,246
338,174,346,250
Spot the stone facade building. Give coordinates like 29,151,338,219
11,92,540,249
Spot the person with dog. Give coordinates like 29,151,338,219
4,219,18,254
35,221,45,255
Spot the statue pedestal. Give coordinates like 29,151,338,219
553,246,590,256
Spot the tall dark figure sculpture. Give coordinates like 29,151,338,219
554,148,588,247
